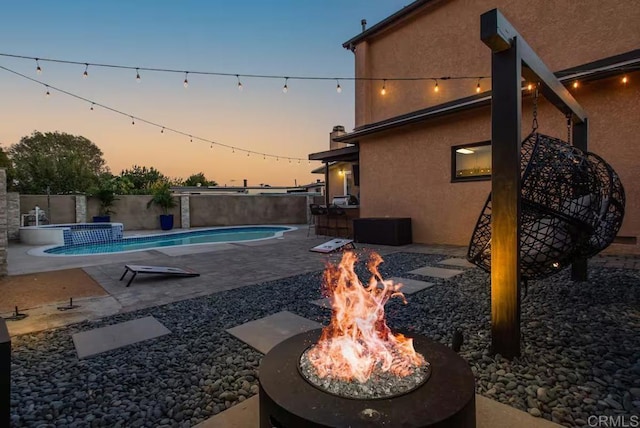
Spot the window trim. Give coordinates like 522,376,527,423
451,140,492,183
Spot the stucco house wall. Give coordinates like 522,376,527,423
350,0,640,250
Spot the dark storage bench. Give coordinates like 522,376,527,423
353,217,412,246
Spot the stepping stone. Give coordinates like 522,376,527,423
226,311,321,354
408,266,464,279
310,297,331,308
438,258,476,268
388,277,434,294
72,316,171,359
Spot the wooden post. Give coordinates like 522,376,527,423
481,8,588,357
488,35,523,358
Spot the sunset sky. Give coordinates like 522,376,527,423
0,1,408,187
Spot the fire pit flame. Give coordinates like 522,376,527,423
306,251,427,384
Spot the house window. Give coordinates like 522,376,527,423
451,141,492,182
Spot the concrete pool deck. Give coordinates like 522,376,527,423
5,225,638,337
6,225,469,335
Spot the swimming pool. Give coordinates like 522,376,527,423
35,226,295,256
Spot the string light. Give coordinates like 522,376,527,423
381,79,386,95
336,79,342,93
476,79,481,93
183,72,189,88
434,79,439,92
527,83,533,91
83,63,89,79
35,58,42,74
236,75,243,91
0,63,313,164
572,80,579,89
189,135,193,143
622,75,628,84
136,68,141,82
282,77,288,93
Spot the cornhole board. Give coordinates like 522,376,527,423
119,264,200,287
309,239,355,253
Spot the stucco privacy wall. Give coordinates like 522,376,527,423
189,195,306,227
355,0,640,127
17,194,307,231
351,0,640,251
20,195,77,225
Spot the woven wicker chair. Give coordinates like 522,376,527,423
467,133,625,281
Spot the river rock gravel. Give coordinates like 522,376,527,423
9,252,640,427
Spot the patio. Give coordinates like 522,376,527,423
3,226,639,427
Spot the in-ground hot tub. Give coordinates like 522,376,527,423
19,223,124,246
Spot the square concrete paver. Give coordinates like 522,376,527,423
196,394,563,428
408,266,464,279
438,258,476,268
226,311,322,354
389,277,434,294
72,316,171,359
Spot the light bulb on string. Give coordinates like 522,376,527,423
263,154,266,160
45,86,50,97
476,79,481,93
237,75,243,91
232,148,235,153
136,68,141,82
282,77,289,93
90,103,94,111
336,79,342,93
35,58,42,74
183,72,189,88
434,79,439,92
83,63,89,79
622,75,628,85
247,152,250,157
131,116,135,125
190,135,193,143
572,80,579,89
160,127,165,134
381,79,386,95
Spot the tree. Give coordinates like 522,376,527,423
0,146,15,190
119,165,166,194
9,131,107,194
184,172,218,187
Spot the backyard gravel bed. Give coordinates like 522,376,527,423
9,252,640,427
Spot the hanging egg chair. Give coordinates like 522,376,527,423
467,132,625,281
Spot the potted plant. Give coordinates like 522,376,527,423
147,182,177,230
92,187,118,223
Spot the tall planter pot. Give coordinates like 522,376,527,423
159,214,174,231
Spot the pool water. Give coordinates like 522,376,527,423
42,226,294,256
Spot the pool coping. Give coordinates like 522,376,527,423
27,225,297,257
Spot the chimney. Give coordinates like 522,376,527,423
243,179,247,187
330,125,347,150
361,19,367,32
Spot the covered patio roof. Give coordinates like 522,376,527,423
308,145,359,163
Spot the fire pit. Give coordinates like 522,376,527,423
259,252,476,427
